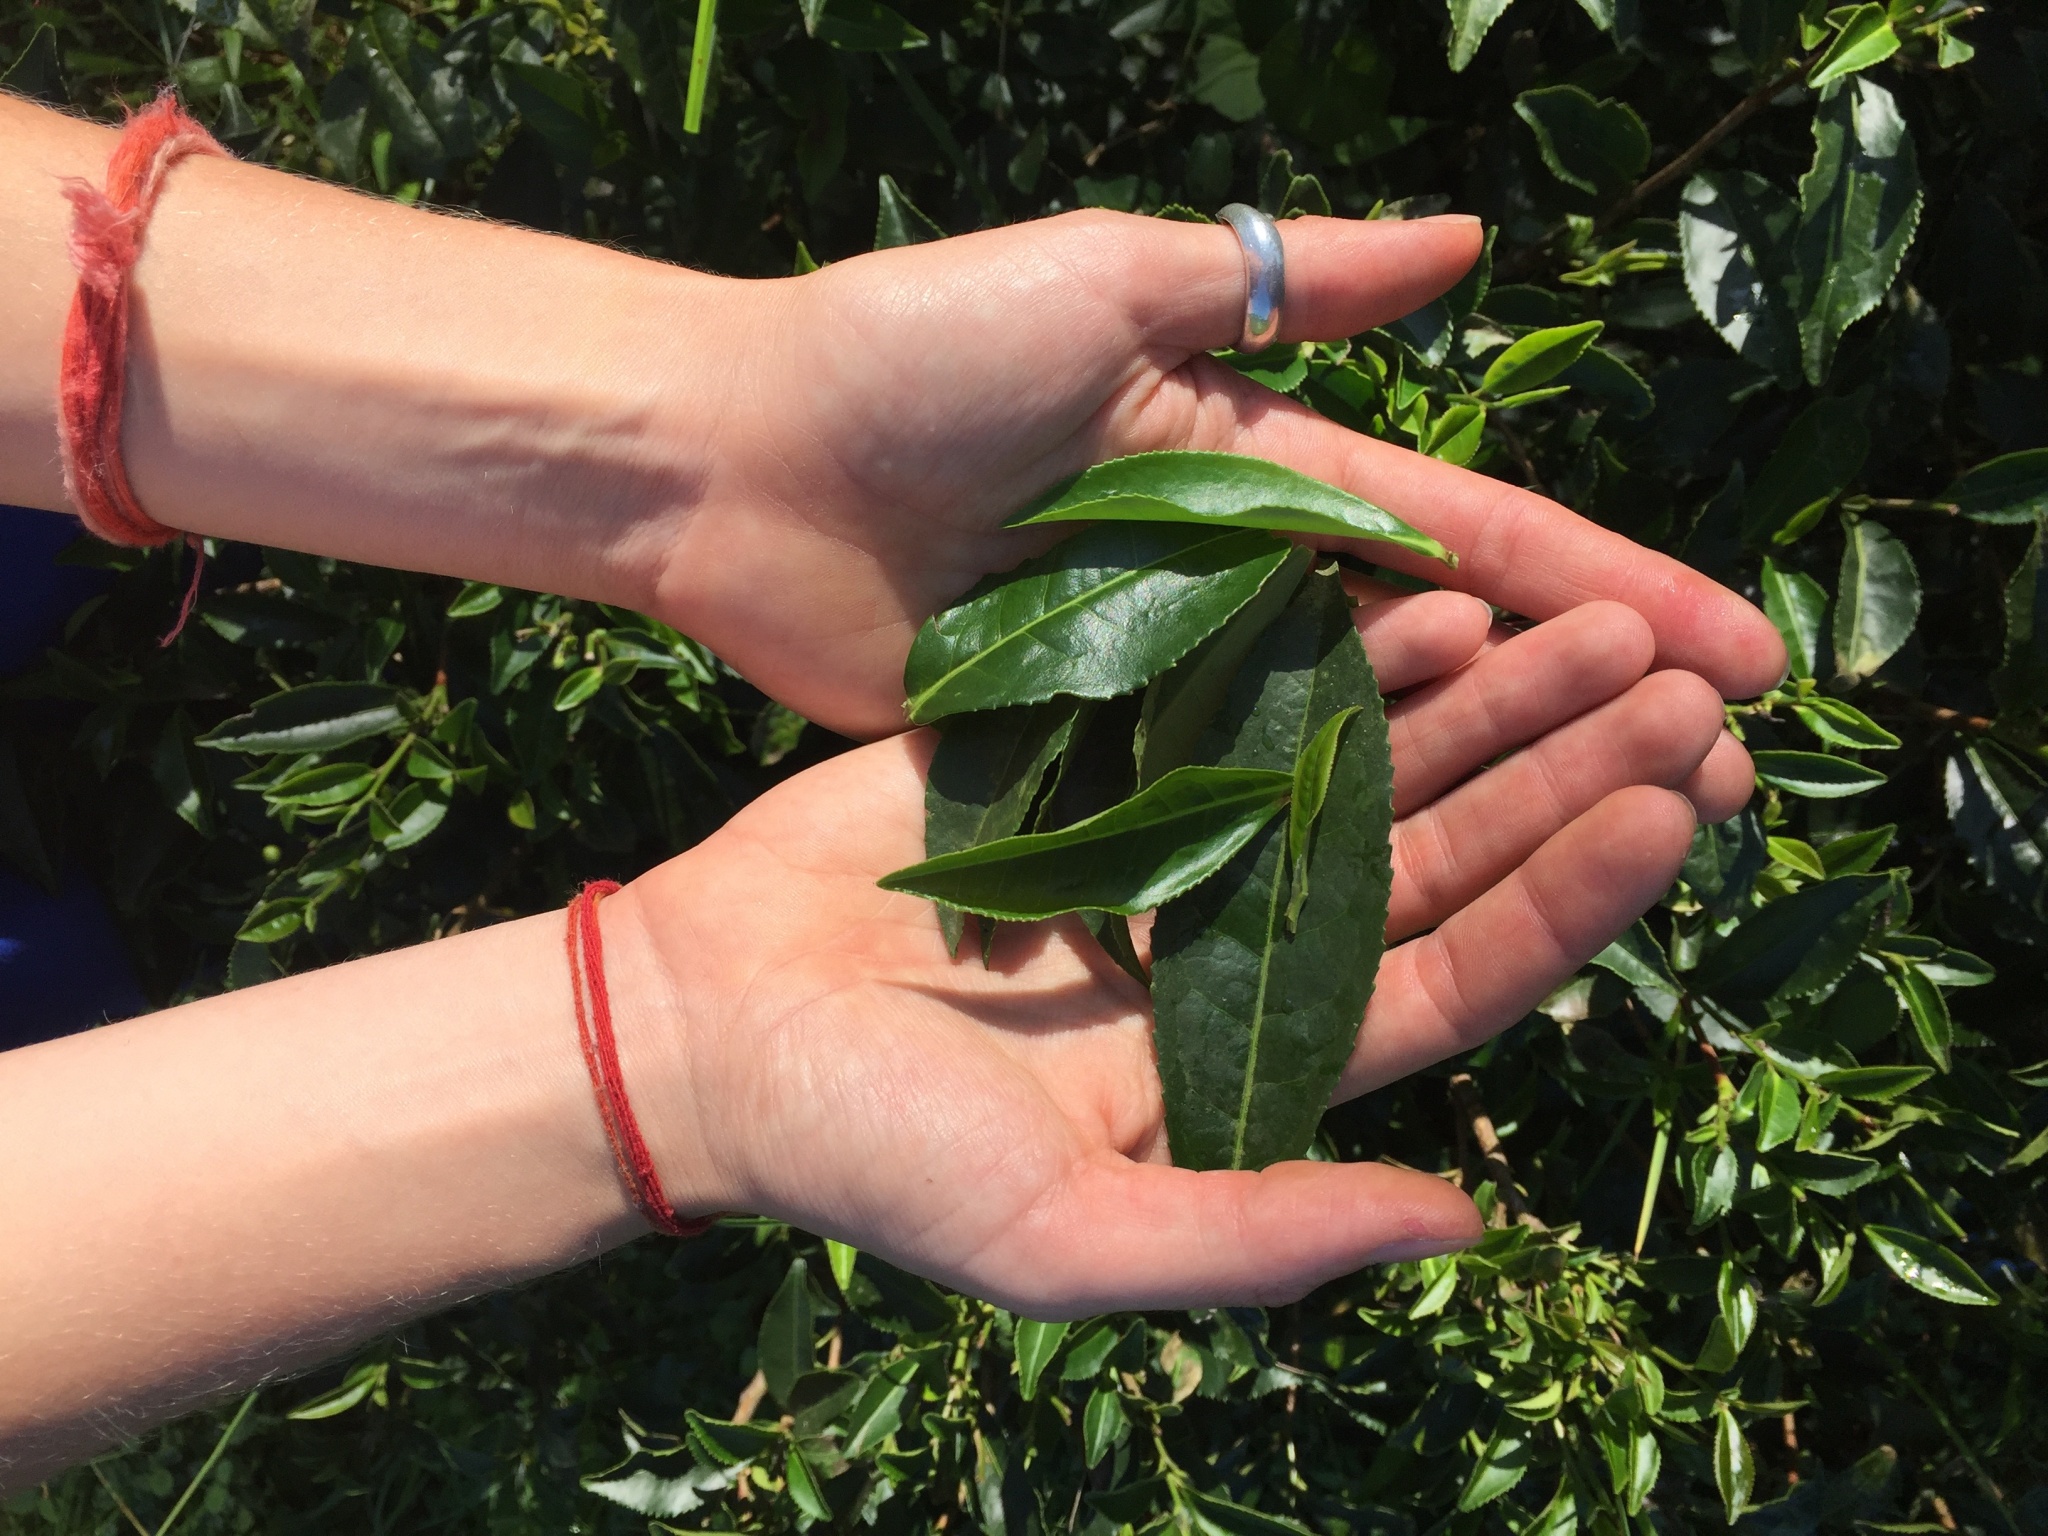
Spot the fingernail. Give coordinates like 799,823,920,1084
1369,1234,1474,1264
1419,213,1482,226
1773,663,1792,691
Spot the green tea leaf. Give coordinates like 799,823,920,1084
1834,518,1920,683
758,1258,816,1407
1014,1319,1068,1400
1713,1404,1756,1523
1761,556,1829,678
1791,78,1923,385
1817,1065,1931,1100
1512,86,1648,196
1753,750,1888,798
879,765,1292,920
924,701,1082,952
1863,1225,1997,1306
1888,960,1952,1071
903,524,1294,723
1480,321,1603,398
1152,569,1393,1170
1791,696,1900,751
1446,0,1515,71
1754,1066,1802,1152
1081,1387,1125,1467
1742,397,1868,544
198,682,405,754
1137,545,1313,786
1805,4,1899,90
1285,704,1361,928
1681,170,1800,378
803,0,927,51
1005,452,1454,564
1691,873,1889,1001
1944,449,2048,525
1458,1424,1533,1509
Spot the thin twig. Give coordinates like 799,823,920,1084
89,1464,152,1536
731,1369,769,1424
154,1390,257,1536
1448,1073,1538,1226
1598,57,1810,232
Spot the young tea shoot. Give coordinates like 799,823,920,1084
882,450,1451,1170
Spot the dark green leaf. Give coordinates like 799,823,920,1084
1888,961,1952,1071
1741,396,1868,544
903,524,1293,723
1512,86,1649,196
1791,78,1923,385
1863,1226,1997,1306
924,701,1081,952
1137,546,1314,786
879,765,1291,920
1458,1424,1533,1510
1817,1065,1931,1100
1006,452,1453,563
1691,873,1889,1001
1791,696,1899,751
874,173,943,248
197,683,405,754
802,0,927,50
1152,570,1393,1170
758,1258,816,1407
1184,1488,1317,1536
1681,170,1800,377
1944,449,2048,525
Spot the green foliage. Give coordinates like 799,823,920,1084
4,0,2048,1534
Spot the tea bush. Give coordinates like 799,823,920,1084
1,2,2044,1534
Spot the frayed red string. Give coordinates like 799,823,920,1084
566,881,715,1239
56,90,225,643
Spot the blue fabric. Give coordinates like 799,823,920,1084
0,867,148,1049
0,504,104,674
0,503,145,1048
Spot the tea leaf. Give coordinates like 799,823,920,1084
1005,451,1453,564
903,524,1294,723
1863,1225,1997,1306
924,700,1082,952
1152,569,1392,1170
878,764,1292,920
197,682,405,754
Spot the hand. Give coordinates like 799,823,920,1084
614,589,1747,1316
659,212,1787,738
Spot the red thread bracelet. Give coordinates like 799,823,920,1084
58,90,226,645
566,881,714,1238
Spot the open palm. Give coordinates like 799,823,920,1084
621,587,1742,1317
654,211,1786,740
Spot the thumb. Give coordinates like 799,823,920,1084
978,1152,1482,1320
1077,210,1485,355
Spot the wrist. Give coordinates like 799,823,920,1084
594,878,743,1224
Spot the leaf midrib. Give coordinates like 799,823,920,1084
1228,683,1324,1170
908,529,1251,718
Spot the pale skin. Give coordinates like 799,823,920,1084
0,93,1786,1484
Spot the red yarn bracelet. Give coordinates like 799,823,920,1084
58,90,225,644
566,881,715,1238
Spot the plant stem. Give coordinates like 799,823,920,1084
88,1463,152,1536
1633,1111,1670,1258
155,1390,258,1536
1598,55,1812,232
684,0,719,135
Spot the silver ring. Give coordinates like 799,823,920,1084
1218,203,1285,353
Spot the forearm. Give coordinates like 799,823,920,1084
0,93,745,612
0,887,710,1488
